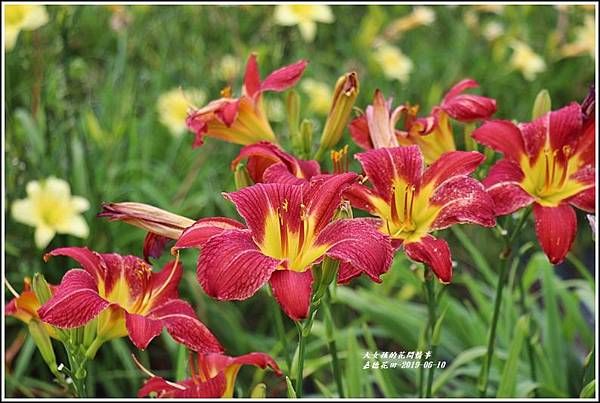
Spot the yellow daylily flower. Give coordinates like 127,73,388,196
561,15,595,59
373,44,413,83
157,88,206,136
273,4,334,42
510,40,547,81
11,177,90,249
219,54,241,82
301,78,332,115
5,5,49,51
482,21,504,42
385,6,436,38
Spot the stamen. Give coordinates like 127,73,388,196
220,86,232,98
549,149,559,186
278,206,288,256
403,185,410,222
298,204,308,252
132,353,186,390
5,278,20,298
390,185,400,224
543,149,551,189
408,185,416,219
189,352,200,385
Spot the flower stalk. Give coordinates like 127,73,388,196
477,207,531,397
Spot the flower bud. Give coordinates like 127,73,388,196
234,163,253,190
316,72,359,159
98,202,195,240
532,89,551,120
300,119,314,159
250,383,267,398
28,319,57,372
32,273,52,305
286,90,301,152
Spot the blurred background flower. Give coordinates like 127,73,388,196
273,4,334,42
157,88,206,136
561,15,595,59
510,40,547,81
219,54,242,82
11,177,90,249
301,78,333,115
372,43,413,83
5,5,48,51
384,6,435,39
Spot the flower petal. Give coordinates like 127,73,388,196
38,269,110,328
125,312,163,350
269,270,313,321
430,176,496,230
147,260,183,307
533,203,577,264
471,120,527,162
355,146,424,202
138,375,226,398
483,160,534,216
143,232,171,262
422,151,485,188
548,103,582,151
148,299,223,353
243,54,261,98
173,217,245,251
44,247,106,283
442,79,479,102
197,229,281,300
404,236,453,283
263,162,308,185
304,173,359,234
316,218,394,283
34,225,56,249
349,114,374,150
224,183,305,244
261,60,308,93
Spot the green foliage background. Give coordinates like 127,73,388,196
4,4,596,398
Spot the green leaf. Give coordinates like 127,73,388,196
497,315,529,397
432,346,487,394
345,327,362,397
286,376,297,398
580,380,595,398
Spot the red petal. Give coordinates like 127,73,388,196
243,54,261,98
100,254,151,302
567,167,595,212
404,236,453,283
174,217,245,251
204,352,282,376
316,218,394,283
149,299,223,353
138,374,227,398
216,99,240,127
430,176,496,230
224,183,305,244
337,262,363,284
355,146,424,202
343,182,380,213
548,103,582,151
471,120,527,162
349,115,374,150
574,114,595,166
442,78,480,102
422,151,485,187
483,160,534,216
269,270,313,321
533,203,577,264
442,94,496,122
44,247,106,283
304,173,359,234
147,260,182,307
263,162,307,185
260,60,308,93
143,232,171,262
197,229,281,300
125,312,163,350
38,269,110,328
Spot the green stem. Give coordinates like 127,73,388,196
518,275,538,397
65,345,87,398
273,296,292,373
295,322,307,398
424,275,437,398
478,208,531,397
323,292,344,398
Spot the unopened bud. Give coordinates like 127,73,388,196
28,320,57,371
98,202,195,240
532,89,551,120
316,72,359,159
300,119,314,159
32,273,52,305
287,90,301,152
250,383,267,398
234,163,253,190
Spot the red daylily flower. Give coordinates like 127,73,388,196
231,141,321,184
138,351,281,398
6,278,58,338
345,145,496,283
472,98,595,264
186,54,308,148
173,173,394,320
37,247,223,352
349,79,496,163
